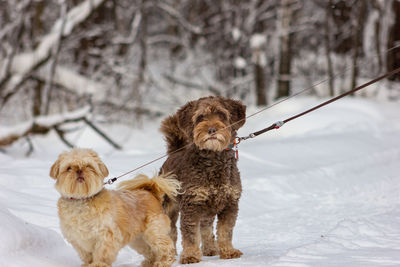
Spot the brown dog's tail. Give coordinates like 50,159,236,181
160,115,187,154
117,173,181,201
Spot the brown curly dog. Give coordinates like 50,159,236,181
160,96,246,264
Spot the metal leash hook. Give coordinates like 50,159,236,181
274,121,285,129
237,133,255,143
104,177,117,185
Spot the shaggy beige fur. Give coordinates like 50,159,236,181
50,148,180,267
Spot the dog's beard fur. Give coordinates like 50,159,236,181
51,149,108,199
193,117,231,152
55,163,103,199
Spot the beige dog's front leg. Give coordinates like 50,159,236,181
89,230,121,267
70,241,93,266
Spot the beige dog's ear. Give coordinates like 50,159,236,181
50,159,60,179
98,161,109,178
86,149,109,178
220,97,246,130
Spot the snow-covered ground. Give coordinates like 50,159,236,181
1,96,400,267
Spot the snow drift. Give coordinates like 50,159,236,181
0,97,400,266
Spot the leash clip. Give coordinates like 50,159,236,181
104,177,117,185
274,121,285,129
226,138,240,160
237,133,255,143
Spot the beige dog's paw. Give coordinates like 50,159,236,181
141,259,154,267
219,248,243,259
153,261,174,267
86,262,111,267
180,255,201,264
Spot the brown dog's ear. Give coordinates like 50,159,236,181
176,100,197,139
220,97,246,130
50,159,60,179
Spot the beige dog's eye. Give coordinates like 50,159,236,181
67,167,72,171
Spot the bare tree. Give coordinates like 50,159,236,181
276,0,295,99
387,0,400,81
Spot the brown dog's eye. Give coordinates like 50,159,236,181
195,115,204,124
217,112,227,121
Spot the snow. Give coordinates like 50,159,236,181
232,28,242,41
36,66,106,99
234,57,247,69
250,34,267,49
1,97,400,266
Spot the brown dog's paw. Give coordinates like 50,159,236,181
179,255,201,264
219,248,243,259
202,249,218,257
202,246,218,256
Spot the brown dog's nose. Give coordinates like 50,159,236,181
208,127,217,135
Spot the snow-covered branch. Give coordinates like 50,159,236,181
153,2,203,34
0,106,121,150
0,0,106,105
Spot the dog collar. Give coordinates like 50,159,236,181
65,188,103,201
225,139,239,160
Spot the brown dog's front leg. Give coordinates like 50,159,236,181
217,204,243,259
179,211,202,264
200,216,218,256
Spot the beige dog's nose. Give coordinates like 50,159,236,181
76,170,83,175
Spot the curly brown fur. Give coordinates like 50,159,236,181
159,96,246,264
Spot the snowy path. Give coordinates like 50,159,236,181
1,97,400,266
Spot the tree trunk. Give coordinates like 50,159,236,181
324,1,335,97
350,0,367,94
387,0,400,81
276,0,294,99
255,63,267,105
131,0,147,122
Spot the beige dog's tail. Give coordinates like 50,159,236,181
117,173,181,201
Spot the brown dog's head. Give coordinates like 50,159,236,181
176,96,246,152
50,148,109,199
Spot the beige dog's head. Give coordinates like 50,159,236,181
50,148,109,199
176,96,246,152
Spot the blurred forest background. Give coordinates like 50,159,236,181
0,0,400,148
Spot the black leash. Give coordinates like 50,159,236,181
237,67,400,143
105,67,400,185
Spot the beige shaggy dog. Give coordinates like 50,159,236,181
50,148,180,267
160,96,246,264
